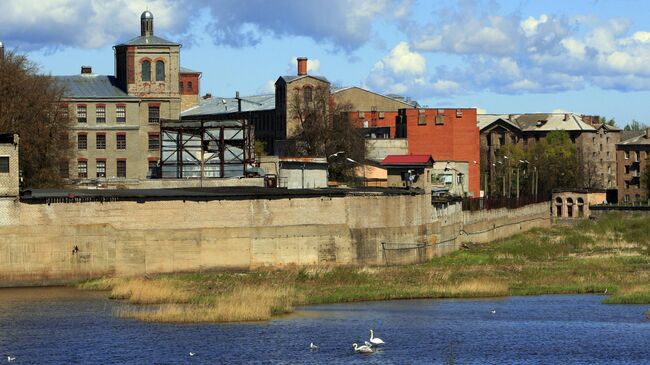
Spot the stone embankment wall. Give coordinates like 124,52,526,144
0,194,550,287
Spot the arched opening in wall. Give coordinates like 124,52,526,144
156,60,165,81
555,197,563,217
142,60,151,81
577,197,584,217
566,197,574,218
303,86,312,104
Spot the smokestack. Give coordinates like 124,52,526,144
0,41,4,60
646,127,650,139
297,57,308,76
236,91,241,112
81,66,92,74
564,113,569,121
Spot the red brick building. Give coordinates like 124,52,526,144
401,108,480,197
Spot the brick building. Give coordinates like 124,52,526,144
56,11,199,186
0,134,19,197
617,129,650,202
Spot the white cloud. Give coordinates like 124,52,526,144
365,42,432,97
381,42,426,75
258,79,276,94
431,80,460,93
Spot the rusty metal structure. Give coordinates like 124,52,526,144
160,119,255,179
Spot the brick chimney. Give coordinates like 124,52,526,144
0,41,4,60
81,66,92,74
297,57,308,76
646,127,650,139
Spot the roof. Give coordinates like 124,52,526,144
181,94,275,117
381,154,434,167
278,75,330,84
180,66,200,74
116,35,179,47
593,123,621,132
620,130,646,142
55,75,134,99
477,113,596,132
331,86,417,108
279,157,328,164
618,132,650,146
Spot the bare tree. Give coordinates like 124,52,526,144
0,50,72,187
288,85,365,182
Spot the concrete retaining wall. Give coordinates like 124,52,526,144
0,194,551,287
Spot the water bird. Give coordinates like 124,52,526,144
7,356,15,362
189,352,196,357
309,342,319,350
491,309,496,314
364,341,373,348
604,288,608,294
352,343,373,353
369,329,385,345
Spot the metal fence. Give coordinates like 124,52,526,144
381,242,428,266
462,195,548,211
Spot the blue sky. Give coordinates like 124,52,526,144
3,0,650,125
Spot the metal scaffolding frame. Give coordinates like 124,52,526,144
160,119,255,179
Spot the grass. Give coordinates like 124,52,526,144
77,212,650,323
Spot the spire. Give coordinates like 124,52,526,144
141,10,154,37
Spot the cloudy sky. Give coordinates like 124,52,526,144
3,0,650,125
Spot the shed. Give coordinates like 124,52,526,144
381,154,434,190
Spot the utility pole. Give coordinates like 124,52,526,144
516,168,520,199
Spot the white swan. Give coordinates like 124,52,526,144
353,343,373,353
309,342,319,350
189,352,196,357
369,329,385,345
490,309,496,314
7,356,16,362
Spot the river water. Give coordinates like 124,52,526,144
0,287,648,364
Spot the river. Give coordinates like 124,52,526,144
0,287,648,364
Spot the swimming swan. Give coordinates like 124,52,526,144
369,329,385,345
309,342,319,350
353,343,373,353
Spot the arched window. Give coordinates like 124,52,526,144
303,86,312,104
141,60,151,81
156,60,165,81
188,81,193,91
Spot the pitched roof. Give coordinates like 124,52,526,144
116,35,179,47
55,75,134,99
278,75,329,84
618,131,650,145
181,94,276,117
381,154,434,166
477,114,520,131
331,86,417,108
620,130,646,142
477,113,596,132
180,66,200,74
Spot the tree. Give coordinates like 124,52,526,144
642,158,650,199
0,50,72,187
624,119,647,131
527,130,579,197
599,116,616,127
288,85,365,183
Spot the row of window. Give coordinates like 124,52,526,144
142,60,165,82
77,133,159,151
77,159,128,178
623,150,647,161
179,81,194,91
73,105,159,124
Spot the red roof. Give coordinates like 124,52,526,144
381,154,434,166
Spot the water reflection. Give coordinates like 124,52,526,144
0,287,648,364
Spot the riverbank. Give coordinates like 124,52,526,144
77,212,650,322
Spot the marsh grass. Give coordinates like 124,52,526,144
78,213,650,323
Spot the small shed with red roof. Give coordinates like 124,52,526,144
381,154,434,190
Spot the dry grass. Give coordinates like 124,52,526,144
75,277,120,291
117,285,296,322
430,279,509,298
109,278,191,304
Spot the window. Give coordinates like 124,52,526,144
77,160,87,178
148,160,159,178
358,111,365,118
59,161,69,178
96,134,106,150
148,133,160,150
77,105,87,123
0,156,8,173
179,81,184,90
116,160,126,178
625,165,630,174
148,105,160,124
155,60,165,81
379,112,385,119
142,60,151,81
625,151,630,159
116,134,126,150
303,86,312,103
77,134,87,150
61,105,69,121
418,109,426,125
96,105,106,123
435,115,444,125
116,105,126,123
96,160,106,178
188,81,193,90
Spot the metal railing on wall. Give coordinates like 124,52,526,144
381,242,428,266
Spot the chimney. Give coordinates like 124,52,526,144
81,66,92,74
297,57,308,76
564,113,570,121
236,91,241,112
646,127,650,139
202,93,212,100
0,41,4,60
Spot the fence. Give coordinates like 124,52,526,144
462,195,548,211
381,242,428,266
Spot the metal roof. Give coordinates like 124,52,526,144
477,113,596,132
181,94,275,117
116,35,179,47
381,154,434,166
55,75,134,99
618,132,650,146
180,66,200,74
279,75,329,84
620,130,646,142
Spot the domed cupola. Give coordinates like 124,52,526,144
141,10,154,37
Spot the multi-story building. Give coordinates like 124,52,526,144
477,113,620,196
56,11,198,186
616,129,650,202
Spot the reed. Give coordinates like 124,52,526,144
603,285,650,304
109,278,191,304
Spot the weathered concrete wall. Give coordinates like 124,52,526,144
0,193,550,286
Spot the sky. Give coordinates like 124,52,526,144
2,0,650,125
